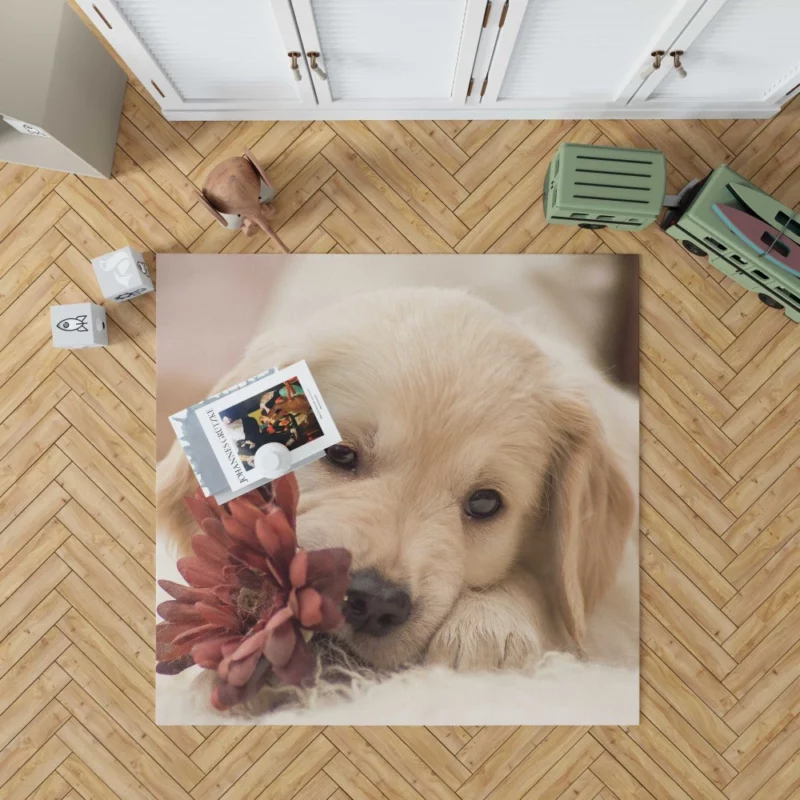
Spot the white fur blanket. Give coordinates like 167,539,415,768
155,538,639,725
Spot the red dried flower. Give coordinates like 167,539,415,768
156,474,351,710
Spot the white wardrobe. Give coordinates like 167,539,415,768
77,0,800,120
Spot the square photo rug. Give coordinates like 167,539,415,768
155,254,639,726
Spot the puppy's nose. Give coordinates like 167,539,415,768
343,569,411,637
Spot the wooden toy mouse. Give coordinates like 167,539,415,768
197,149,289,253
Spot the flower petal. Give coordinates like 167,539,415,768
287,588,299,618
204,492,223,513
295,587,323,628
191,534,228,566
305,549,352,605
185,495,220,528
157,621,212,662
195,602,240,630
319,596,345,630
222,515,260,550
191,635,239,669
265,605,294,632
236,486,272,512
217,654,230,681
158,580,217,604
200,517,229,548
289,549,308,588
266,507,297,563
211,681,246,711
264,619,298,668
217,651,273,707
254,518,282,562
177,557,226,588
260,555,287,590
225,564,261,590
273,636,316,687
156,654,194,675
303,596,345,633
220,641,240,659
213,585,238,606
226,650,262,687
172,623,225,648
273,473,299,528
156,621,197,646
229,498,266,528
229,628,268,661
156,600,202,624
228,545,269,573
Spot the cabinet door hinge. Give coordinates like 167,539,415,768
467,77,475,97
480,77,488,97
499,0,509,27
482,0,492,27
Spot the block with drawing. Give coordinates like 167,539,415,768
92,245,154,302
50,302,107,349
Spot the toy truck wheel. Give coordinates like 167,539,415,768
682,240,708,257
758,293,784,310
578,223,607,230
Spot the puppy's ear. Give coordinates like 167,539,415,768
546,395,635,652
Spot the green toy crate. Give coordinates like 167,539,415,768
661,164,800,322
543,143,667,231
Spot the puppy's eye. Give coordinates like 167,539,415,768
326,444,357,469
464,489,502,519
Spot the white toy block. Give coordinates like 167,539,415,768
51,303,108,349
91,246,154,302
2,115,50,137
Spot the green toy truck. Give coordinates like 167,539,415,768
544,143,800,322
659,165,800,322
543,143,666,231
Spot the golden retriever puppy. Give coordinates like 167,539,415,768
158,288,635,671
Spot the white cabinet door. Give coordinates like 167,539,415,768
632,0,800,108
289,0,486,108
479,0,707,110
76,0,316,112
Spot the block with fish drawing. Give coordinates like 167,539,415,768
92,246,154,302
50,303,108,349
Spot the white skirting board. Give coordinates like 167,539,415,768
160,103,780,121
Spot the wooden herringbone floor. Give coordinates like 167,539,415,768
2,64,800,799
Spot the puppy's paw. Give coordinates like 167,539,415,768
425,589,543,671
